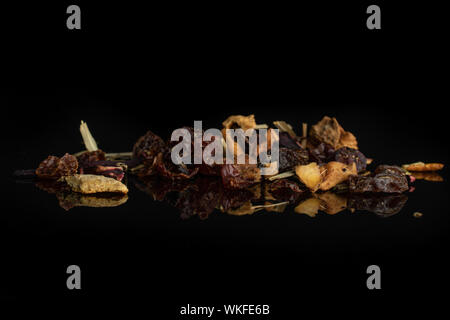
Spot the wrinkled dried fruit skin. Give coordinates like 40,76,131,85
221,163,261,189
133,131,167,164
348,194,408,217
348,165,409,193
308,143,335,164
334,147,367,172
279,147,309,172
36,153,78,179
269,179,305,203
76,150,106,168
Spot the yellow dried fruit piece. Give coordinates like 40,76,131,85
222,114,257,131
294,198,321,217
295,162,322,191
319,161,357,191
402,162,444,172
63,174,128,194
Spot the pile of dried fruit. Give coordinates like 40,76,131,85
14,116,444,217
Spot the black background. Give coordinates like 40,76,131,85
1,0,449,317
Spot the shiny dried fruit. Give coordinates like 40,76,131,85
402,162,444,172
36,153,78,179
295,162,321,191
348,165,409,193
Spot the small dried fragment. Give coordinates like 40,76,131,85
295,162,322,191
413,212,423,218
222,114,256,131
63,174,128,194
402,162,444,172
319,161,357,191
294,198,320,217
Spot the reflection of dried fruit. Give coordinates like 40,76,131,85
310,116,358,149
57,193,128,211
63,174,128,194
318,192,347,215
295,162,321,191
294,198,320,217
402,162,444,172
411,172,444,182
222,114,256,131
320,161,357,191
36,153,78,179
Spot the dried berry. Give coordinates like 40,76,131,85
348,165,409,193
221,162,261,189
133,130,167,164
36,153,78,179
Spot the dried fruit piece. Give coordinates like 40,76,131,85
413,212,423,218
348,165,409,193
294,198,321,217
334,147,367,172
402,162,444,172
278,147,309,172
63,174,128,194
295,162,322,191
133,130,167,163
76,150,106,167
310,116,358,149
36,153,78,179
319,161,357,191
222,114,256,131
221,162,261,189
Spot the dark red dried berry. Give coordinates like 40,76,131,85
36,153,78,179
133,131,167,164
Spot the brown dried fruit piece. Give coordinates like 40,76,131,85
310,116,358,150
319,161,357,191
402,162,444,172
36,153,78,179
222,114,256,131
